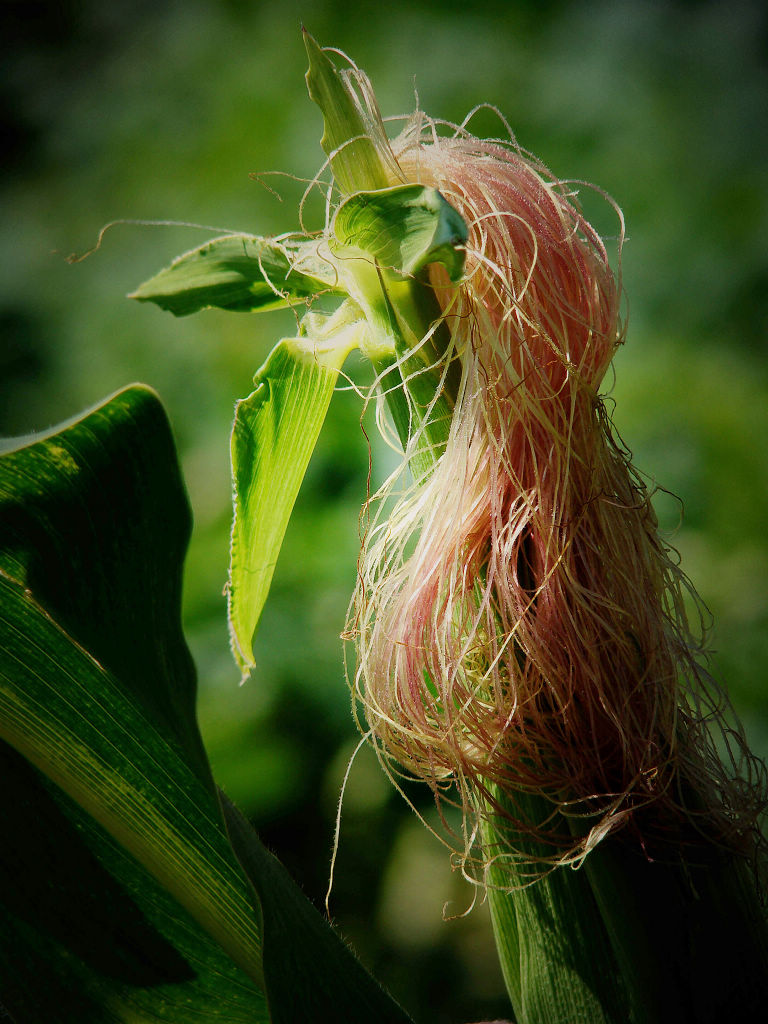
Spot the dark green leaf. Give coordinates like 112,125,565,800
129,235,343,317
0,384,209,784
0,384,414,1021
0,564,265,985
222,794,414,1024
579,814,768,1023
0,387,267,1015
0,741,267,1024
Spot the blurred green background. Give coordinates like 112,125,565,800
2,1,766,1020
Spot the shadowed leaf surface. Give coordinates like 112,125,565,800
223,795,414,1024
0,387,268,1020
0,741,267,1024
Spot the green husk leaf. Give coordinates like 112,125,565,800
484,792,628,1024
579,817,768,1023
228,317,362,677
222,794,414,1024
330,185,467,477
304,30,391,194
334,184,468,284
129,234,344,317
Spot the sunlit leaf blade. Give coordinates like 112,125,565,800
0,741,267,1024
228,327,358,677
303,30,391,194
129,234,344,317
222,795,414,1024
334,185,468,283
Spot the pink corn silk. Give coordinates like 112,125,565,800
354,128,757,859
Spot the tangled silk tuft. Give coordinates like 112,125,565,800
346,103,764,879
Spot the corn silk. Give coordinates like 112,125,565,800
323,59,767,882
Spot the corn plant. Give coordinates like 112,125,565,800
1,31,767,1024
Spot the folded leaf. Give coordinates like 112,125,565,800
130,234,344,316
304,30,391,194
228,323,360,677
334,184,468,284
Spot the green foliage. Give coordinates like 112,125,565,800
229,329,358,677
334,185,468,283
0,387,265,1017
304,29,391,194
134,170,472,678
484,793,628,1024
223,794,411,1024
579,816,768,1023
130,235,345,317
0,743,266,1024
0,387,412,1022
